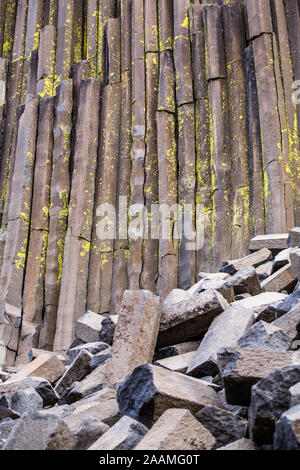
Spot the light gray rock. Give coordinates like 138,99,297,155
217,438,256,450
154,341,200,361
0,418,15,448
237,321,291,351
288,227,300,248
63,412,109,450
249,234,288,251
2,386,44,416
117,364,222,428
188,279,235,303
232,292,287,314
0,376,59,407
256,261,273,281
273,303,300,339
256,290,300,323
158,289,229,348
273,405,300,450
272,248,292,272
3,413,75,450
220,248,272,275
162,289,191,310
154,351,197,374
55,350,93,395
225,267,262,296
249,365,300,445
88,416,148,450
217,347,300,406
198,272,230,281
75,311,105,343
196,405,248,447
261,263,296,294
187,304,255,377
68,341,110,362
289,382,300,407
290,248,300,280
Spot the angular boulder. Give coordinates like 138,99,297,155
158,289,229,348
104,290,161,386
89,416,148,450
55,349,93,395
249,234,288,251
196,405,248,447
249,365,300,444
117,364,222,427
187,304,255,377
220,248,272,275
75,311,105,343
217,347,300,405
135,408,216,450
273,405,300,450
6,353,65,384
237,321,291,351
225,267,262,296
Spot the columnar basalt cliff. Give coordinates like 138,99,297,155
0,0,299,366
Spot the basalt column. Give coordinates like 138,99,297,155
0,0,299,362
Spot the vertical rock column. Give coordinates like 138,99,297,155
87,21,121,315
141,0,159,293
36,25,56,98
1,0,17,60
39,80,73,350
157,0,178,299
244,44,265,237
86,0,99,76
190,5,213,273
110,0,132,314
0,95,39,366
272,0,300,226
21,0,44,102
53,78,100,352
204,4,232,268
128,0,146,290
98,0,117,85
55,0,74,84
174,0,196,289
0,0,28,223
17,97,54,364
247,0,294,233
223,1,250,259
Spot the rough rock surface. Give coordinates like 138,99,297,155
273,405,300,450
196,405,248,447
237,321,291,351
135,409,216,450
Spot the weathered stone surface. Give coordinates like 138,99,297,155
220,249,272,275
290,382,300,407
158,289,229,348
60,360,110,405
155,341,200,361
89,416,148,450
104,290,161,386
135,408,216,450
55,350,93,396
217,438,256,451
154,351,196,374
273,405,300,450
6,354,65,384
117,364,222,428
249,234,289,251
75,311,104,343
237,321,291,351
288,228,300,248
187,304,255,377
3,412,75,450
261,263,296,293
233,292,287,313
0,376,59,407
217,347,300,406
256,262,273,281
290,248,300,279
68,341,110,362
273,248,292,271
257,290,300,323
196,405,248,448
0,418,15,450
225,267,262,296
99,315,118,345
249,366,300,444
63,411,109,450
189,278,235,304
1,386,43,417
89,349,112,371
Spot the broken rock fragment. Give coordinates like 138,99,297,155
89,416,148,450
220,248,272,275
54,350,93,395
273,405,300,450
117,364,222,427
249,365,300,445
217,347,300,406
75,311,105,343
196,405,248,447
237,320,291,351
187,304,255,377
225,267,262,296
135,408,216,450
158,289,228,348
6,353,65,384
